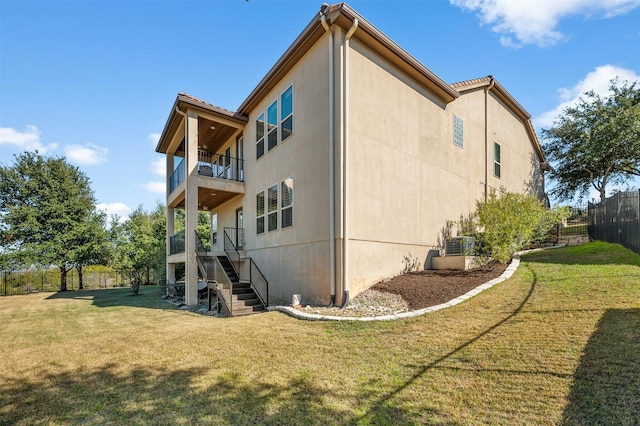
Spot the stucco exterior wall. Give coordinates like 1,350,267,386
346,39,544,296
240,35,333,305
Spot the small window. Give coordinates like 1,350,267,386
453,114,464,148
281,176,293,228
211,213,218,245
256,192,265,234
267,100,278,151
256,113,265,159
267,184,278,231
494,142,501,178
281,85,293,141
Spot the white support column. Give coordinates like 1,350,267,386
184,110,200,306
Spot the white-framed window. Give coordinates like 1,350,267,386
255,84,294,159
211,213,218,245
453,114,464,148
256,192,265,234
494,142,501,178
267,184,278,231
281,85,293,142
256,113,265,159
267,100,278,151
281,176,294,228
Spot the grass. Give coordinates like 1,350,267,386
0,241,639,425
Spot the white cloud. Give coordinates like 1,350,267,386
0,125,58,153
151,157,166,177
535,65,640,128
148,132,161,146
64,143,109,166
451,0,640,47
96,202,133,221
142,181,165,194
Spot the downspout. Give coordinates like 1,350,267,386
340,18,358,309
320,9,336,307
484,76,495,203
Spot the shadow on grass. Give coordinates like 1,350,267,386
0,362,417,425
561,308,640,425
45,285,175,310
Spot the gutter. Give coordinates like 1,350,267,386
340,18,359,309
484,76,495,202
320,8,336,307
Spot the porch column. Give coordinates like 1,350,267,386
184,110,200,306
165,155,176,292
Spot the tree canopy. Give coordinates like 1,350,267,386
0,152,101,290
542,79,640,203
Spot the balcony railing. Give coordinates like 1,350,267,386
169,230,185,255
198,150,244,182
169,158,185,193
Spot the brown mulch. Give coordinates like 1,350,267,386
297,261,508,317
371,262,508,310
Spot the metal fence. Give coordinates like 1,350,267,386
0,268,161,296
588,190,640,254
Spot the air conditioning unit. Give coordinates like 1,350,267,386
445,236,475,256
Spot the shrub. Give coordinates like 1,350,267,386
475,188,569,263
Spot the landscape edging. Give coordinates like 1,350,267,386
268,252,534,321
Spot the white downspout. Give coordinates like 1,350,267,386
340,18,358,308
484,77,495,203
320,12,336,307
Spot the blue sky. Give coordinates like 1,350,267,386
1,0,639,218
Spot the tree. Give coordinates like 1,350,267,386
0,152,99,291
110,204,166,284
70,209,110,290
542,79,640,203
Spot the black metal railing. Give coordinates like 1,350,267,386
169,158,185,193
197,151,244,182
169,230,185,255
195,231,233,315
224,228,268,307
224,227,245,251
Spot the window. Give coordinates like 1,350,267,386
281,176,294,228
267,100,278,151
211,213,218,245
267,184,278,231
256,192,265,234
453,114,464,148
281,85,293,141
256,113,265,159
494,142,501,178
255,84,294,159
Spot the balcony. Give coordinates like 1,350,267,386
169,230,185,255
197,151,244,182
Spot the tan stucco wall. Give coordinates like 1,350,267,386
346,38,543,296
239,35,334,305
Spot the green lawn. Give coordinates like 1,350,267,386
1,241,639,425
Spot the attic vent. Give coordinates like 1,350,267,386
445,236,475,256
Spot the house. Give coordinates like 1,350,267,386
155,2,548,314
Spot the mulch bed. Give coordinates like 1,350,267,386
371,262,508,310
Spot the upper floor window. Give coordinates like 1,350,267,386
281,86,293,141
453,114,464,148
256,84,294,159
494,142,501,178
256,113,265,159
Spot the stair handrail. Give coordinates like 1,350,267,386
223,228,269,307
195,231,233,316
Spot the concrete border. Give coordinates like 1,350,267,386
269,255,523,321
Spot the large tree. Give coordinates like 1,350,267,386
542,79,640,203
0,152,99,291
70,209,110,290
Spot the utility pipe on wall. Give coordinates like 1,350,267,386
340,18,358,309
320,10,336,307
484,76,495,203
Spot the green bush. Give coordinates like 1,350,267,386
475,188,568,263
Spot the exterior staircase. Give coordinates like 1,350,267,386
216,255,265,316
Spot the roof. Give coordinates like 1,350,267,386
237,2,459,114
452,76,547,165
155,93,248,154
